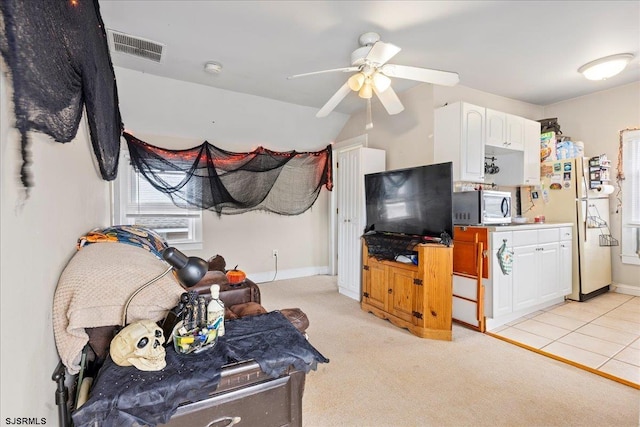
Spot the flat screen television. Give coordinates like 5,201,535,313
364,162,453,240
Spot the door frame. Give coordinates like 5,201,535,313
329,134,368,275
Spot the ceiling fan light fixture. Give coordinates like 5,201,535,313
359,80,373,99
348,72,365,91
578,53,633,80
372,72,391,93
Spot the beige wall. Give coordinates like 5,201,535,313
433,84,544,121
336,84,435,170
1,72,111,423
542,82,640,289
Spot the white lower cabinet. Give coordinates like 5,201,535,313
515,241,560,308
485,225,572,329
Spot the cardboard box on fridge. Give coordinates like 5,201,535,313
540,131,556,162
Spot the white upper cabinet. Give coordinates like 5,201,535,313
486,109,524,152
505,114,525,151
435,102,539,186
486,109,506,148
522,119,541,185
434,102,485,183
492,117,541,186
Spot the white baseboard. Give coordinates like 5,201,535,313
610,282,640,297
338,287,360,301
249,265,330,284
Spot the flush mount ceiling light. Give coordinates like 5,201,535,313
204,61,223,74
578,53,634,81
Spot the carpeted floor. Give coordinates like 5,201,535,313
259,275,640,427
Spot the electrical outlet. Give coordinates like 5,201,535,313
272,249,278,258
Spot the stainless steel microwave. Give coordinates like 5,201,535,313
453,190,512,225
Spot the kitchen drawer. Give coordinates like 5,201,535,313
491,231,512,248
163,367,305,427
512,230,538,246
559,226,573,241
538,227,560,243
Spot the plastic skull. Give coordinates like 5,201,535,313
110,320,166,371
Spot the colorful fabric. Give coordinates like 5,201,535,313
77,226,168,260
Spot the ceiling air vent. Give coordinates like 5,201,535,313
108,29,164,63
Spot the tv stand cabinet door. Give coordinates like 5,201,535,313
387,265,418,323
362,257,387,311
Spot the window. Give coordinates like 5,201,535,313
620,129,640,265
113,150,203,250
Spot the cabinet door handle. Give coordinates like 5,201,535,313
388,288,393,294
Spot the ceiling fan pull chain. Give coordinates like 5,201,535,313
366,98,373,130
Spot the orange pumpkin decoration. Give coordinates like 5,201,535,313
226,267,246,284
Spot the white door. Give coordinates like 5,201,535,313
559,241,572,295
512,245,538,310
579,198,612,294
505,114,525,150
492,248,514,317
337,149,362,300
335,147,385,300
522,119,541,185
486,109,506,148
538,242,560,302
461,103,485,182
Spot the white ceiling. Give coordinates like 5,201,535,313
99,1,640,116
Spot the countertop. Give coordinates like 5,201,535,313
484,222,573,231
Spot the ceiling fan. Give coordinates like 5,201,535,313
288,32,460,126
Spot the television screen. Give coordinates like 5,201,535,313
364,162,453,239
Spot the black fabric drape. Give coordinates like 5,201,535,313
124,132,333,215
0,0,122,193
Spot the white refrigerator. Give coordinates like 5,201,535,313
538,157,612,301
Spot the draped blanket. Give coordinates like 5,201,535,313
124,132,333,215
0,0,122,192
53,243,184,374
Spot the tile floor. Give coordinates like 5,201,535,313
488,292,640,386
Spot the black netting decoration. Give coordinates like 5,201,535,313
362,232,422,261
0,0,122,194
124,132,333,215
363,231,452,261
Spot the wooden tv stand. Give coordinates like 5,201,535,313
361,240,453,340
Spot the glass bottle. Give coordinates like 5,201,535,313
207,284,225,337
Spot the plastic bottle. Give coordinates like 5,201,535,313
207,284,225,337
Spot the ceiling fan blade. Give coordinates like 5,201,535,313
316,82,351,118
381,64,459,86
373,85,404,115
365,41,401,66
287,67,359,79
